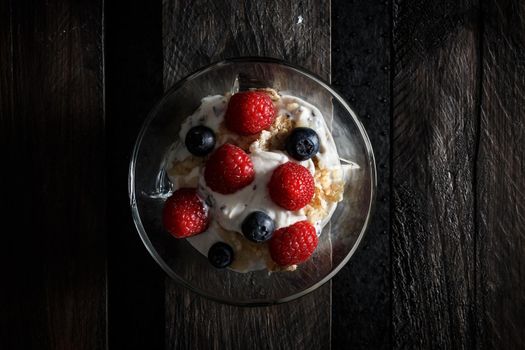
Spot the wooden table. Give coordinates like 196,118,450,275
1,0,524,349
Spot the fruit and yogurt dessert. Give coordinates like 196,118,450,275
162,88,345,272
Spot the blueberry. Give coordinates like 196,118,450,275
185,125,216,156
241,211,275,243
208,242,234,268
285,127,320,161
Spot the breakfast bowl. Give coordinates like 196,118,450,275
129,57,376,306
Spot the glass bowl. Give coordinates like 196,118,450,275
129,57,376,306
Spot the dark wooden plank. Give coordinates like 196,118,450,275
0,0,106,349
162,1,330,88
331,1,391,348
476,1,525,348
105,1,166,349
162,1,331,349
392,1,480,348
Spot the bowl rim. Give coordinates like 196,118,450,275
128,56,377,306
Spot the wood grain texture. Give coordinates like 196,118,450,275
162,0,330,88
105,1,166,349
0,0,106,349
162,1,331,349
392,1,480,348
476,1,525,348
331,0,391,348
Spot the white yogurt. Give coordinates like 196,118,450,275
199,150,313,233
166,92,348,272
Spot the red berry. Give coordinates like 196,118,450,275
204,143,255,194
269,221,318,266
268,162,315,210
162,188,209,238
225,91,276,135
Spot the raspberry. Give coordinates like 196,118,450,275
162,188,209,238
269,221,318,266
204,143,255,194
268,162,315,210
224,91,276,135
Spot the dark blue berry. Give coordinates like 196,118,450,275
241,211,275,243
208,242,234,268
185,125,216,156
285,127,320,161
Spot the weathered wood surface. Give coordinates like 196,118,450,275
331,0,391,348
0,0,106,349
105,2,166,349
476,1,525,348
3,0,525,349
162,1,332,349
392,0,480,348
393,0,525,349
